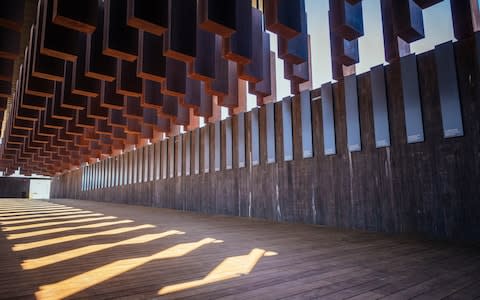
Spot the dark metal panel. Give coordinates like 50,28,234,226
185,132,191,176
82,167,86,191
123,151,128,185
300,90,314,158
100,160,104,188
370,65,391,148
450,0,474,40
136,150,142,183
91,164,94,189
82,166,89,191
81,167,85,191
344,74,362,152
149,144,154,181
380,0,404,63
251,108,260,166
106,158,110,188
126,0,168,35
168,137,174,178
126,153,130,185
161,140,167,179
112,158,116,187
176,135,183,177
133,149,138,184
138,146,143,183
123,153,127,186
85,167,88,191
329,11,359,67
118,156,123,186
237,112,246,168
88,165,92,190
110,157,117,187
96,162,100,189
121,152,128,185
130,151,135,184
89,165,93,190
126,151,131,185
265,0,304,39
400,54,424,143
119,156,124,186
434,42,464,138
214,121,221,171
208,36,228,97
191,29,215,81
282,96,294,161
198,0,235,36
113,157,118,187
142,145,149,181
266,102,276,163
223,1,252,64
83,166,87,191
137,31,166,83
203,126,210,173
164,0,197,62
155,141,161,180
330,0,364,40
119,154,124,186
109,158,114,187
96,161,101,189
119,154,123,186
103,0,138,61
225,118,233,170
194,128,200,174
143,146,149,181
102,158,109,188
114,157,118,187
392,0,425,43
238,9,263,83
106,159,110,188
93,162,98,189
321,82,336,155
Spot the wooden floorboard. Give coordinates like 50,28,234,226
0,198,479,300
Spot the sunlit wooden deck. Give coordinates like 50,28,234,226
0,198,479,300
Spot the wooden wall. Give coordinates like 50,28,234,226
51,36,480,242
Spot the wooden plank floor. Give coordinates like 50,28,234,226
0,199,479,300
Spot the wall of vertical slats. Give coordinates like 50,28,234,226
52,36,480,241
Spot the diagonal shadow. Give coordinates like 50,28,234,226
0,213,106,226
6,219,135,240
0,210,96,222
0,209,79,218
1,216,119,232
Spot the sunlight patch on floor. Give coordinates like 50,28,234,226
0,200,281,299
34,238,220,300
158,248,277,295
